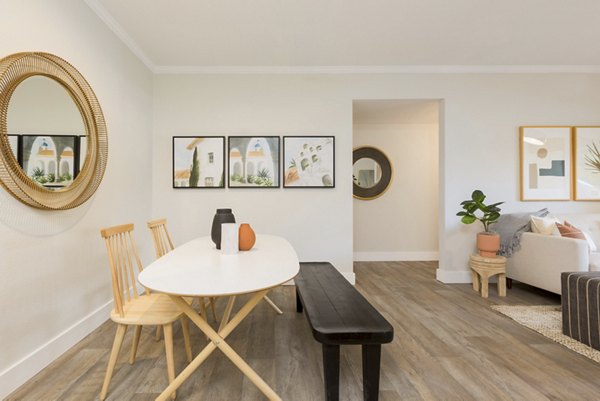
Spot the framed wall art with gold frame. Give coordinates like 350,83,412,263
520,126,572,201
573,126,600,200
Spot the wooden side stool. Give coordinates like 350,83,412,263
469,254,507,298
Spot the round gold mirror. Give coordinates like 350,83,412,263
353,146,392,200
0,52,107,210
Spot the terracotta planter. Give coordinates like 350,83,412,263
477,232,500,258
238,223,256,251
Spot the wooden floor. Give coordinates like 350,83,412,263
7,261,600,401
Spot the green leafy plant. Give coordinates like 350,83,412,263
457,190,504,233
585,142,600,173
32,167,45,180
189,147,200,187
46,173,56,183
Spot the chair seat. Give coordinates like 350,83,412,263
110,293,186,325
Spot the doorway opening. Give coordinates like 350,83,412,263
352,99,441,262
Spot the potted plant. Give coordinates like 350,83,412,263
457,190,504,257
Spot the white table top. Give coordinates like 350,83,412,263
138,234,300,297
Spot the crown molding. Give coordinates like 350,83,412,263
153,64,600,75
84,0,155,72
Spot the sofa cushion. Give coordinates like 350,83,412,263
557,214,600,252
590,253,600,271
563,221,598,252
531,215,560,236
557,221,586,240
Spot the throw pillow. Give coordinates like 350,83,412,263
564,220,597,251
556,222,586,241
531,215,560,236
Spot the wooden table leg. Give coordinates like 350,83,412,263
160,291,281,401
480,273,489,298
498,273,506,297
471,271,480,292
219,296,236,333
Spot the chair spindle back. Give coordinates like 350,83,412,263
100,223,145,317
147,218,174,259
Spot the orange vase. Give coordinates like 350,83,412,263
238,223,256,251
476,232,500,258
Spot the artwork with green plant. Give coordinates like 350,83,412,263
585,142,600,173
457,190,504,233
228,137,279,187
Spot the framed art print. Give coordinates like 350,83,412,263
283,136,335,188
574,126,600,200
20,134,80,189
520,126,572,201
172,136,225,188
228,136,280,188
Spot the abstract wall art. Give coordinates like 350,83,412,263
574,126,600,200
520,126,572,201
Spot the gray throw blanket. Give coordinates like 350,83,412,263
493,208,549,257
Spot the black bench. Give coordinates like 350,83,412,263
295,262,394,401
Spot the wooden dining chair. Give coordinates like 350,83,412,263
147,218,218,323
100,223,192,401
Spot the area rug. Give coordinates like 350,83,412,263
491,304,600,364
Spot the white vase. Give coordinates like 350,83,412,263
221,223,239,254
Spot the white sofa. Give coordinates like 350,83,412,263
506,214,600,294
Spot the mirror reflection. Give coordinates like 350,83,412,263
7,76,86,190
353,157,382,188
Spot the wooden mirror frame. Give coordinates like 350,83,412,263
0,52,107,210
353,146,393,200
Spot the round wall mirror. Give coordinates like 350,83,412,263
0,52,107,210
353,146,392,200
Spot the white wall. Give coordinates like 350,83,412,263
152,75,355,280
353,122,439,261
8,76,84,135
0,1,153,397
153,73,600,286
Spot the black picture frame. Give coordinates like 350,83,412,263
7,134,21,165
172,136,226,188
283,136,335,188
227,136,280,188
19,134,81,189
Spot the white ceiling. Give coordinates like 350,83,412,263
88,0,600,73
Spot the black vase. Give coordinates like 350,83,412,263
211,208,236,249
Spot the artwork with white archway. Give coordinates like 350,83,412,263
227,136,280,188
20,134,80,189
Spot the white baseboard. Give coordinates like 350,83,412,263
353,251,439,261
436,268,472,284
342,272,356,285
0,298,113,399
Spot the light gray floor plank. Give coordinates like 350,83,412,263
7,261,600,401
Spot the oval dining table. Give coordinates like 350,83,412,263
138,234,299,401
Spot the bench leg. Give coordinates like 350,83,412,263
362,344,381,401
322,344,340,401
296,288,303,313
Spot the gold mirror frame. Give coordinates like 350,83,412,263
0,52,107,210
